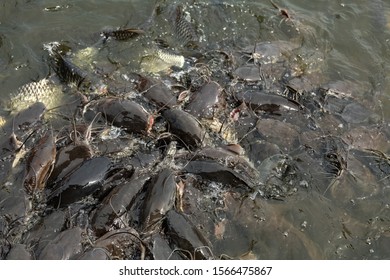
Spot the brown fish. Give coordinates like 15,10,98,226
24,132,56,193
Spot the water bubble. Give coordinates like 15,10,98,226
299,180,309,188
300,220,307,231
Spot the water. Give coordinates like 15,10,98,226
0,0,390,259
1,1,390,109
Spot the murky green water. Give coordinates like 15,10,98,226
1,0,390,103
1,0,390,259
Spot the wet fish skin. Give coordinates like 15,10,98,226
7,79,62,112
24,132,56,193
91,172,149,237
140,54,171,73
46,156,113,207
183,159,256,190
171,4,198,47
235,90,300,113
46,143,92,188
162,108,206,150
140,168,177,231
46,42,107,95
165,209,213,260
137,75,178,108
155,49,185,67
96,98,153,135
186,81,222,118
140,49,185,73
50,50,87,88
93,227,140,259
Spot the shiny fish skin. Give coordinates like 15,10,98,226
165,209,213,260
137,75,178,109
140,49,184,73
235,90,300,113
91,172,148,237
46,156,113,207
171,5,198,47
46,143,92,188
140,168,176,231
155,49,185,67
7,79,62,112
1,0,387,262
47,43,106,94
23,133,56,193
162,108,206,150
93,227,140,259
140,54,172,73
183,159,256,190
44,42,86,87
96,98,153,134
186,81,222,118
50,51,87,88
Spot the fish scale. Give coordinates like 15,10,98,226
7,78,63,112
50,51,87,88
140,49,185,73
172,5,198,47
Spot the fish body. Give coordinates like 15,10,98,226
24,133,56,193
6,78,62,112
50,50,87,88
45,42,107,94
140,49,185,73
171,5,198,47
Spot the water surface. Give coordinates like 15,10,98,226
0,0,390,259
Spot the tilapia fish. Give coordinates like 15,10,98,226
6,78,63,112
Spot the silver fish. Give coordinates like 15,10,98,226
140,49,185,73
171,4,198,47
6,78,63,112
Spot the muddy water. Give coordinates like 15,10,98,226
1,0,390,108
0,0,390,259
